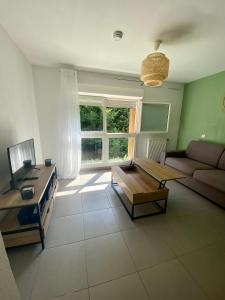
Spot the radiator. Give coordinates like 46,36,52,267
146,138,168,162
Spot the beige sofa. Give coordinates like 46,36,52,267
161,140,225,208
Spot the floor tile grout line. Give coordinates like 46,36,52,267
136,271,151,300
134,256,179,273
177,257,211,300
87,287,91,300
83,206,122,240
45,223,184,255
82,223,141,290
120,230,140,271
54,204,113,216
175,237,225,260
52,211,83,220
49,209,122,247
119,225,198,298
87,270,138,289
50,206,124,245
82,214,91,300
45,229,123,250
120,229,151,299
138,213,225,261
53,211,83,219
81,172,119,300
41,287,90,300
84,227,122,241
27,250,46,300
140,222,179,260
54,202,117,217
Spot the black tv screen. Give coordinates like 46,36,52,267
7,139,36,188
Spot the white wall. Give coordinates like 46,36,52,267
0,25,42,191
136,82,184,157
32,66,60,163
0,233,21,299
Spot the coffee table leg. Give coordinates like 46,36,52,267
131,204,134,220
111,177,168,220
159,180,166,189
163,198,168,213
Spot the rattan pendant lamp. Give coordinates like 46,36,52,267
140,40,169,87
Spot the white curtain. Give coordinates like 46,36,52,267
56,69,81,178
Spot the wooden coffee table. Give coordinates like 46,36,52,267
111,158,185,220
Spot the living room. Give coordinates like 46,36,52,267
0,1,225,300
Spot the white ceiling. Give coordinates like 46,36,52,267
1,0,225,83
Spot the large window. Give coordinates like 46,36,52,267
80,98,137,165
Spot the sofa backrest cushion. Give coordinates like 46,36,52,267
186,140,225,167
218,151,225,170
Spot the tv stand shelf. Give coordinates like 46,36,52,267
0,165,58,249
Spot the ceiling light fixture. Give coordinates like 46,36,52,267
113,30,123,41
140,40,169,87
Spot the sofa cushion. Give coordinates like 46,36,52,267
165,157,214,176
194,169,225,193
218,151,225,170
186,140,225,167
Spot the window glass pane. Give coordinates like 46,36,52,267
141,103,169,132
109,137,130,161
81,138,102,163
80,105,103,131
106,107,129,133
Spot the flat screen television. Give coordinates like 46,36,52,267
7,139,37,188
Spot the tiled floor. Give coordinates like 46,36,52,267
7,170,225,300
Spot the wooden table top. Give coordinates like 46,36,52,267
0,165,55,210
133,158,185,183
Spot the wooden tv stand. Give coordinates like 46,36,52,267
0,165,58,250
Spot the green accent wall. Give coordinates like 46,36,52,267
178,71,225,149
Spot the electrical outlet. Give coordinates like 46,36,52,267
201,134,206,139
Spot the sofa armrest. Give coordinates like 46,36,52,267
160,150,186,165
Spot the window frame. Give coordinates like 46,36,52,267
79,96,140,167
140,102,171,134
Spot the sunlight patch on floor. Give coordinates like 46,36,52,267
66,173,97,187
79,184,108,193
94,172,111,184
55,190,78,197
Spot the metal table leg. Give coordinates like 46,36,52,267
36,204,45,250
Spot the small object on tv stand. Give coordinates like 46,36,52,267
23,160,32,168
20,185,35,200
45,158,52,167
23,159,40,170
